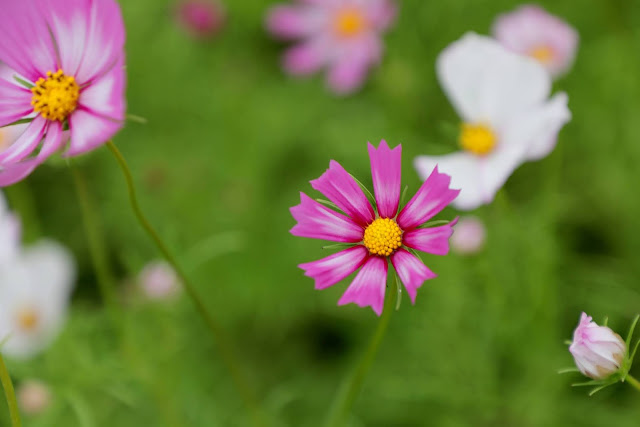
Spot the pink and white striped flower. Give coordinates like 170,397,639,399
290,141,459,315
492,5,578,79
266,0,397,94
569,312,626,380
0,0,126,186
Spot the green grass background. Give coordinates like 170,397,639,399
2,0,640,425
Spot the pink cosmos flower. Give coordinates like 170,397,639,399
492,5,578,78
176,0,226,39
290,141,459,315
0,0,126,187
266,0,397,94
569,312,626,380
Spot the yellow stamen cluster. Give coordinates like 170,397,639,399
31,70,80,121
529,45,554,64
334,9,365,38
363,218,402,257
459,123,497,156
16,308,39,332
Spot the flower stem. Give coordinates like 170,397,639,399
0,354,21,427
106,141,265,426
324,283,397,427
626,375,640,392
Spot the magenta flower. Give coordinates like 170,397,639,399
290,141,459,315
569,312,626,380
0,0,126,186
492,5,578,78
176,0,226,39
266,0,397,94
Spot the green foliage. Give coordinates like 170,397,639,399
3,0,640,426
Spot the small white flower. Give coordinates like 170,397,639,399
0,240,75,359
415,33,571,210
17,379,52,415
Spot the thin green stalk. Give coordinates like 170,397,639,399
71,165,119,319
0,353,21,427
106,141,265,426
626,375,640,392
324,283,397,427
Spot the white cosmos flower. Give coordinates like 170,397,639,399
414,33,571,210
0,240,75,359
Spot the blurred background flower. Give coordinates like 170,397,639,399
266,0,397,94
492,4,579,79
414,33,570,210
138,260,181,300
17,379,52,416
450,216,486,255
175,0,226,39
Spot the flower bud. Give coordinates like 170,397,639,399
175,0,225,39
451,216,486,254
569,312,626,380
17,380,51,415
139,260,181,300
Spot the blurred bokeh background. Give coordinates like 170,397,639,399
2,0,640,425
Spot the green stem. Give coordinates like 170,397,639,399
106,141,265,426
71,165,119,319
626,374,640,392
324,283,397,427
0,354,21,427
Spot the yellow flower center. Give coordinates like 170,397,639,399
529,45,554,64
459,123,497,156
334,9,365,38
31,70,80,122
15,307,39,332
363,218,403,256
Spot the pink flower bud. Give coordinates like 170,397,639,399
451,216,486,254
176,0,225,39
139,261,181,300
17,380,51,415
569,312,626,380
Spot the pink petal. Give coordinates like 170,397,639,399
326,55,371,94
403,218,458,255
368,140,401,218
290,192,364,243
266,5,326,39
366,0,398,31
283,40,329,75
338,256,387,316
0,79,33,127
41,0,126,85
0,121,64,187
66,108,123,156
326,35,381,94
390,249,436,304
310,160,374,226
299,245,368,290
78,58,126,121
397,166,459,230
0,117,47,164
0,1,58,82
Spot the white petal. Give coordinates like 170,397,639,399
437,32,551,125
21,240,76,301
415,152,486,211
501,92,571,161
